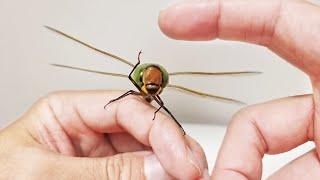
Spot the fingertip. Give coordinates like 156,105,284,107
116,97,153,145
158,0,218,40
211,169,248,180
149,120,207,179
185,135,208,170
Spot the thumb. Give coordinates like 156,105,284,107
26,149,172,180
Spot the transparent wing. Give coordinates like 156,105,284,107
169,71,262,76
51,64,245,104
167,84,245,104
45,26,135,67
51,64,128,78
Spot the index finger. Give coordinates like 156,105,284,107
39,90,206,179
158,0,320,79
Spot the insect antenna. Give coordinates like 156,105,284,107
44,26,135,67
167,84,245,104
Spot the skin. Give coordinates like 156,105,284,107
0,91,208,179
158,0,320,179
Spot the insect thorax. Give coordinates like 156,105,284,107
131,63,169,91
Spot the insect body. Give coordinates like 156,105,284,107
132,62,168,99
45,26,261,135
104,51,184,133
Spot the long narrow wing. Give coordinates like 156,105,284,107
167,84,245,104
169,71,262,76
45,26,135,67
51,64,128,78
51,64,244,104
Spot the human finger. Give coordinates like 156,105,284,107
24,90,207,179
212,95,314,179
159,0,320,79
3,146,173,180
268,149,320,180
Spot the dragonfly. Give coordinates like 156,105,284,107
45,26,261,135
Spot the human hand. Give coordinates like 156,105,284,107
159,0,320,179
0,91,208,179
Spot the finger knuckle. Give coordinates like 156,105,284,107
43,91,75,120
119,97,142,110
104,153,144,180
117,97,145,118
34,91,66,110
230,105,256,125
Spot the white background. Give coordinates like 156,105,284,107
0,0,318,178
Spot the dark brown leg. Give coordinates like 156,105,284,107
154,95,185,135
104,90,141,109
105,51,143,109
128,50,143,91
153,101,164,120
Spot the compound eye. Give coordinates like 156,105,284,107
139,71,144,84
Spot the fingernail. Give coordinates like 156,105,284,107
185,136,208,178
187,147,203,177
144,154,173,180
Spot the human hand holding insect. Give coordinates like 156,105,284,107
0,91,208,179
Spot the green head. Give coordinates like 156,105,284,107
131,63,169,95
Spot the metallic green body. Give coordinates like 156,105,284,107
131,63,169,89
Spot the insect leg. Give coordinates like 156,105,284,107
128,51,143,91
105,51,143,109
104,90,141,109
154,95,186,135
152,99,164,120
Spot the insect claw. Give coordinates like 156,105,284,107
104,101,113,109
182,128,186,135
